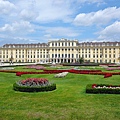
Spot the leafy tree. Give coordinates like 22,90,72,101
79,57,84,64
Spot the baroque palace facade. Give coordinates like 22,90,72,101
0,38,120,63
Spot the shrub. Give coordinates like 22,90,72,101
13,78,56,92
86,84,120,94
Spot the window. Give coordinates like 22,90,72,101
55,43,57,46
65,42,67,46
65,54,67,58
72,42,74,46
69,42,70,46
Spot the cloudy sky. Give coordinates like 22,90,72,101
0,0,120,46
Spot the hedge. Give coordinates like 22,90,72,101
13,82,56,92
86,84,120,94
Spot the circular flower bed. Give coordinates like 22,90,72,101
13,78,56,92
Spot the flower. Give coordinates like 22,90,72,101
92,84,97,88
19,78,49,86
92,84,120,89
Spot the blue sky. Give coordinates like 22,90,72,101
0,0,120,46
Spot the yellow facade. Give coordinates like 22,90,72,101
0,38,120,63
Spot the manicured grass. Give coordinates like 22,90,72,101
0,66,120,120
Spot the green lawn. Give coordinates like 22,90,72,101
0,66,120,120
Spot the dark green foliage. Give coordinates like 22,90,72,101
13,82,56,92
79,57,84,64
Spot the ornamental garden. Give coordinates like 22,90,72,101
0,63,120,120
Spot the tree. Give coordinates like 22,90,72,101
79,57,84,64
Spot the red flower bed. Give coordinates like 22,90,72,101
104,73,113,78
13,78,56,92
20,78,49,86
0,68,120,78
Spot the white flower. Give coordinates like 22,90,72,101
54,72,68,78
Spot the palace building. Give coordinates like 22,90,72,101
0,38,120,63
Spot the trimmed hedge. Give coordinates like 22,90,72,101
86,84,120,94
13,82,56,92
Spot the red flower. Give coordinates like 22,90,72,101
92,84,97,88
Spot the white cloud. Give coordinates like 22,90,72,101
0,35,40,46
20,9,37,21
98,21,120,40
35,0,74,23
0,21,34,33
0,0,16,14
73,7,120,26
0,0,104,24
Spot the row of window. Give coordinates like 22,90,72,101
51,42,75,47
0,54,118,59
51,54,117,58
1,48,120,53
